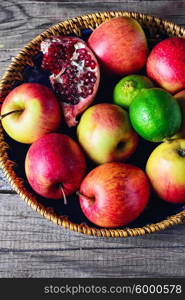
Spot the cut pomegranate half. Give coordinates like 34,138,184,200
41,36,100,127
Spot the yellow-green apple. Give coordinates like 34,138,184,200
25,133,86,200
77,103,138,164
78,162,150,228
146,139,185,203
0,83,62,143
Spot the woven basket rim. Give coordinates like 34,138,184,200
0,10,185,238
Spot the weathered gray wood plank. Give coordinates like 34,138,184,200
0,1,185,77
0,170,12,191
0,194,185,278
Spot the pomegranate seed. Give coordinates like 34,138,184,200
86,71,94,78
88,82,95,88
72,88,77,94
80,86,87,92
66,64,72,71
78,54,85,60
73,77,79,83
66,95,79,105
90,77,96,83
79,74,86,80
84,78,90,84
87,88,93,95
85,60,91,67
73,98,80,105
90,60,96,69
68,80,73,86
64,91,68,96
69,72,75,79
67,96,73,102
84,54,91,60
66,69,72,74
62,83,68,89
80,92,86,98
77,48,87,54
61,75,69,84
65,54,72,60
72,65,78,72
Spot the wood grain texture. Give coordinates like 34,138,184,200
0,1,185,77
0,194,185,278
0,170,12,191
1,0,185,278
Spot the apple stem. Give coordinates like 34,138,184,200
76,190,95,203
76,191,84,198
177,148,185,157
60,185,67,205
0,109,23,120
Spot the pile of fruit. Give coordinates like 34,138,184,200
1,16,185,229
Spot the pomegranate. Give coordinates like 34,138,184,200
41,36,100,127
87,16,148,76
147,37,185,94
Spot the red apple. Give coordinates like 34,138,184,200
88,16,148,76
1,83,62,143
79,162,150,228
25,133,86,199
147,37,185,94
146,139,185,203
77,103,138,164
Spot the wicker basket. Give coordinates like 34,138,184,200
0,11,185,238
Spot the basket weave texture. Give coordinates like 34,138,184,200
0,11,185,238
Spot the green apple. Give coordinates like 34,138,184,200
113,74,154,108
77,103,138,164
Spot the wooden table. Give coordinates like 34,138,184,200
0,0,185,278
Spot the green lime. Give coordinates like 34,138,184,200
113,74,154,108
129,88,182,142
